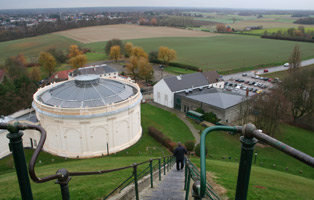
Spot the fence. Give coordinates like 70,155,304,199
0,122,175,200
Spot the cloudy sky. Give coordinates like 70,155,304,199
0,0,313,10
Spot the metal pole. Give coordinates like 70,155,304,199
185,166,191,200
200,125,241,198
55,169,71,200
163,157,166,175
133,163,139,200
6,124,33,200
158,158,161,181
184,160,187,190
235,124,257,200
149,159,153,188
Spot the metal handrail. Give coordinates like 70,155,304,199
2,122,175,200
197,123,314,200
199,125,242,198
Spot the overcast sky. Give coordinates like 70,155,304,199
0,0,313,10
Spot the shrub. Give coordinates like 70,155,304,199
184,140,195,152
148,126,176,152
195,108,205,114
195,143,207,157
204,112,220,124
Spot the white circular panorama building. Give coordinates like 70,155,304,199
32,75,142,158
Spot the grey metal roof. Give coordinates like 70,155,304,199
186,88,244,109
72,64,117,76
163,72,209,92
37,75,137,108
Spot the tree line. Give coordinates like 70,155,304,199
0,17,130,42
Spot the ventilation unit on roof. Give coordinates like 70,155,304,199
185,90,189,94
199,87,203,91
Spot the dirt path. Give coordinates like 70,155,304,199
55,24,220,43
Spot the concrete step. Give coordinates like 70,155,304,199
138,166,185,200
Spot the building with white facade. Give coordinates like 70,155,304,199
69,64,118,79
30,75,142,158
153,72,224,109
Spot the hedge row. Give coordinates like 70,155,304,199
152,60,202,72
261,35,314,43
148,126,177,152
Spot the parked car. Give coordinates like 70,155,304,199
284,63,289,67
242,73,248,76
248,87,253,91
253,88,258,93
264,69,269,73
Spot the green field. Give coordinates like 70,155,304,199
191,158,314,199
124,35,314,73
2,32,314,74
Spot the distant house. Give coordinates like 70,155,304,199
49,69,74,83
153,72,224,108
69,64,118,79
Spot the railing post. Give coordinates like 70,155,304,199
163,157,166,175
149,159,153,188
184,159,187,190
6,123,33,200
158,158,161,181
133,163,139,200
55,168,71,200
185,165,191,200
192,180,202,200
235,124,257,200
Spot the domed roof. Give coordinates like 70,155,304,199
37,75,137,108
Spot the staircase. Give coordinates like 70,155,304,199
137,165,185,200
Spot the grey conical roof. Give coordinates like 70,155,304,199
37,75,137,108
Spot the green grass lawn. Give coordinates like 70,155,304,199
164,66,196,75
190,158,314,199
140,104,194,143
188,120,314,179
266,64,314,80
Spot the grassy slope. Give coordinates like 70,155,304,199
191,158,314,200
189,120,314,179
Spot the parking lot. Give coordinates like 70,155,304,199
223,71,279,95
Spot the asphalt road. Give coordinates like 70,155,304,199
223,58,314,80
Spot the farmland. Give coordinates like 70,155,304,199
1,25,314,74
55,24,219,43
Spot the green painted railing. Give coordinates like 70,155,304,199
193,123,314,200
0,122,175,200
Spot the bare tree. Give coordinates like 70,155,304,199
280,68,314,122
252,89,289,136
288,44,301,73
